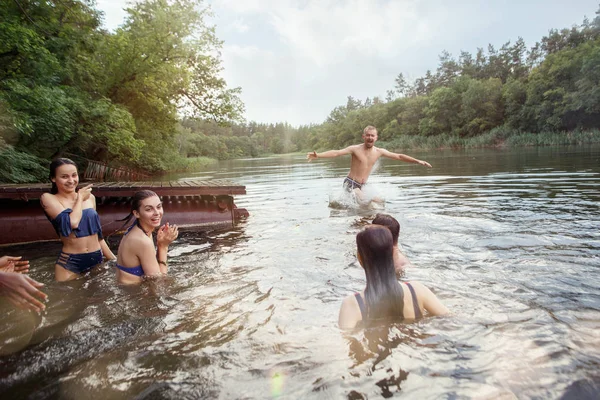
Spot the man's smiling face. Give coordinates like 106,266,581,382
362,129,377,148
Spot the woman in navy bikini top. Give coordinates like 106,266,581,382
41,158,116,282
115,190,179,285
115,222,145,278
338,226,449,329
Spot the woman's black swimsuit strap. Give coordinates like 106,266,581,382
405,282,423,319
355,283,422,323
354,292,367,320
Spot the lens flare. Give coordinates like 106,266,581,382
271,370,285,397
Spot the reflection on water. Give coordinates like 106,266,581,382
1,146,599,398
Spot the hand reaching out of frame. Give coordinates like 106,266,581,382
0,272,47,313
0,256,30,274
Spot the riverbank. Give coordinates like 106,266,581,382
4,128,600,184
173,129,600,173
377,127,600,151
166,156,216,172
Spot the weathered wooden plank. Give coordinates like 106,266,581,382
0,180,246,199
90,182,111,188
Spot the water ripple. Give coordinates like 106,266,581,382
1,146,599,398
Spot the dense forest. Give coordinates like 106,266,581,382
1,1,600,183
0,0,243,182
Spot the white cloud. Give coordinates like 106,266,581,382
96,0,128,31
213,0,444,124
228,18,250,33
96,0,599,125
214,0,268,14
218,0,434,66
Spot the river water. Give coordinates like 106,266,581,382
0,146,599,399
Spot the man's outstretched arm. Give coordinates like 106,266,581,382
379,149,432,168
307,146,353,162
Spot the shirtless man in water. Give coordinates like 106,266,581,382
307,125,432,204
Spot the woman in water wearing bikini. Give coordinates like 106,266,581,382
115,190,178,284
41,158,116,282
338,225,448,329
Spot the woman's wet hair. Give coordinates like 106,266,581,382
372,214,400,244
357,225,404,322
118,190,160,229
49,158,77,194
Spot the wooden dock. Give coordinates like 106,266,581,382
0,179,246,200
0,179,248,246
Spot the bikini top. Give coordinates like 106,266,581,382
115,220,144,277
47,208,104,239
354,282,423,322
115,263,144,277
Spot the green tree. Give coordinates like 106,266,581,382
0,0,145,174
459,78,504,136
419,86,462,136
99,0,243,170
502,77,529,130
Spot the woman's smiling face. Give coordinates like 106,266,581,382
52,164,79,194
134,195,163,228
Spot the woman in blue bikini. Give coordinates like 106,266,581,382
115,190,178,284
338,225,448,329
41,158,116,282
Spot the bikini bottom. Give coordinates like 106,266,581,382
56,249,103,274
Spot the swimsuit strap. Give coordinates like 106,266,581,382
115,263,144,277
405,282,422,319
134,219,153,236
123,219,140,235
354,292,367,320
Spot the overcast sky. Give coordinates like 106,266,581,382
96,0,599,126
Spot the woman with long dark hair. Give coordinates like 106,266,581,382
41,158,115,281
338,226,448,329
115,190,178,284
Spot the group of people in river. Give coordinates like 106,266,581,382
0,158,178,313
307,125,447,327
0,125,447,329
41,158,179,285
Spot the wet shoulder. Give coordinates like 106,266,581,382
40,193,65,218
120,234,151,262
121,229,149,247
339,293,363,329
40,192,58,206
